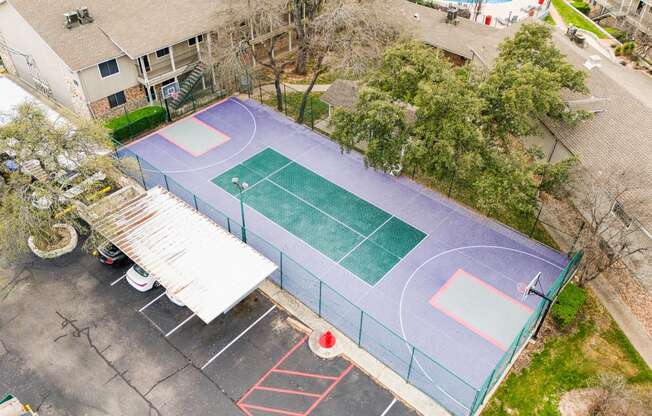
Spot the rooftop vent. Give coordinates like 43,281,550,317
446,7,459,25
64,7,93,29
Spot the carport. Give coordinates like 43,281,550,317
94,186,278,324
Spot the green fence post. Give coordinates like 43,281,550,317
318,281,323,317
163,175,170,191
283,84,288,117
227,218,231,233
135,155,146,190
406,346,416,382
471,368,496,414
193,195,198,211
280,252,284,289
357,311,364,346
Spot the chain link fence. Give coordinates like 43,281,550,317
114,147,583,416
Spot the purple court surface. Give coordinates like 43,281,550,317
123,97,569,415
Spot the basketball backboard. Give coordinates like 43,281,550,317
161,81,180,101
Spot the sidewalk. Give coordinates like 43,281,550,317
588,276,652,369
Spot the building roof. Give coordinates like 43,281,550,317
390,0,524,66
541,31,652,228
94,187,278,324
8,0,225,71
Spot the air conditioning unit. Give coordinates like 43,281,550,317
64,11,79,29
77,7,94,24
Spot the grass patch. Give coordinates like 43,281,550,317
551,0,607,39
482,292,652,415
544,14,556,25
263,91,329,126
551,283,587,328
603,26,628,42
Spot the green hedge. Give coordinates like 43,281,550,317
551,283,587,328
571,0,590,15
106,106,166,143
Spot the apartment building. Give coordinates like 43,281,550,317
0,0,228,119
591,0,652,44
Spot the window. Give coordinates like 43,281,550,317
636,0,644,14
98,58,119,78
188,34,204,46
107,91,126,108
156,47,170,58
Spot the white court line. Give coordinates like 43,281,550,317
201,305,276,370
165,313,196,337
337,215,395,264
110,274,126,286
380,398,397,416
138,291,166,312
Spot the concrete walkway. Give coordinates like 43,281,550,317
258,279,450,416
588,276,652,369
284,83,332,93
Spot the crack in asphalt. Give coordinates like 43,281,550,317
143,362,190,397
55,311,162,416
0,264,33,302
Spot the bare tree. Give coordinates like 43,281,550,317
567,168,650,285
295,0,402,124
216,0,292,111
291,0,324,75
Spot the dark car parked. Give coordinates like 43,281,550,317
96,242,128,266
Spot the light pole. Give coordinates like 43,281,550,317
232,177,249,243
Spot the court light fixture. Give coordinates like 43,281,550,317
232,177,249,243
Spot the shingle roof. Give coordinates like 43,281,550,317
8,0,225,71
541,31,652,228
390,0,523,66
321,80,359,109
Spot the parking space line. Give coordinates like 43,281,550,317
140,311,165,334
254,386,322,398
241,403,303,416
271,369,338,381
138,291,166,312
238,335,309,408
110,274,126,286
302,364,354,415
380,398,397,416
201,305,276,370
165,313,196,337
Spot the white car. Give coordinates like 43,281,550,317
125,264,159,292
166,291,185,307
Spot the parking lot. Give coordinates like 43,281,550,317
0,247,420,416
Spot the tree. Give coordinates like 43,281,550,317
480,23,590,141
291,0,324,75
295,0,401,124
562,168,650,285
331,87,410,171
217,0,292,111
0,103,130,260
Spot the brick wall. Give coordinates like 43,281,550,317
89,84,147,119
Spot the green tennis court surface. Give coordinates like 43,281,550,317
212,148,426,285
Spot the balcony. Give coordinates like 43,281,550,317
136,41,202,86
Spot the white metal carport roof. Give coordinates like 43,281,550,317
94,186,278,324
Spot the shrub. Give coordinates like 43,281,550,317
603,26,628,43
106,106,166,143
572,0,590,15
551,283,587,329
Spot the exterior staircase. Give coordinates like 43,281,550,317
169,62,207,109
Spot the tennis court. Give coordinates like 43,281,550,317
120,97,573,416
212,148,426,285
